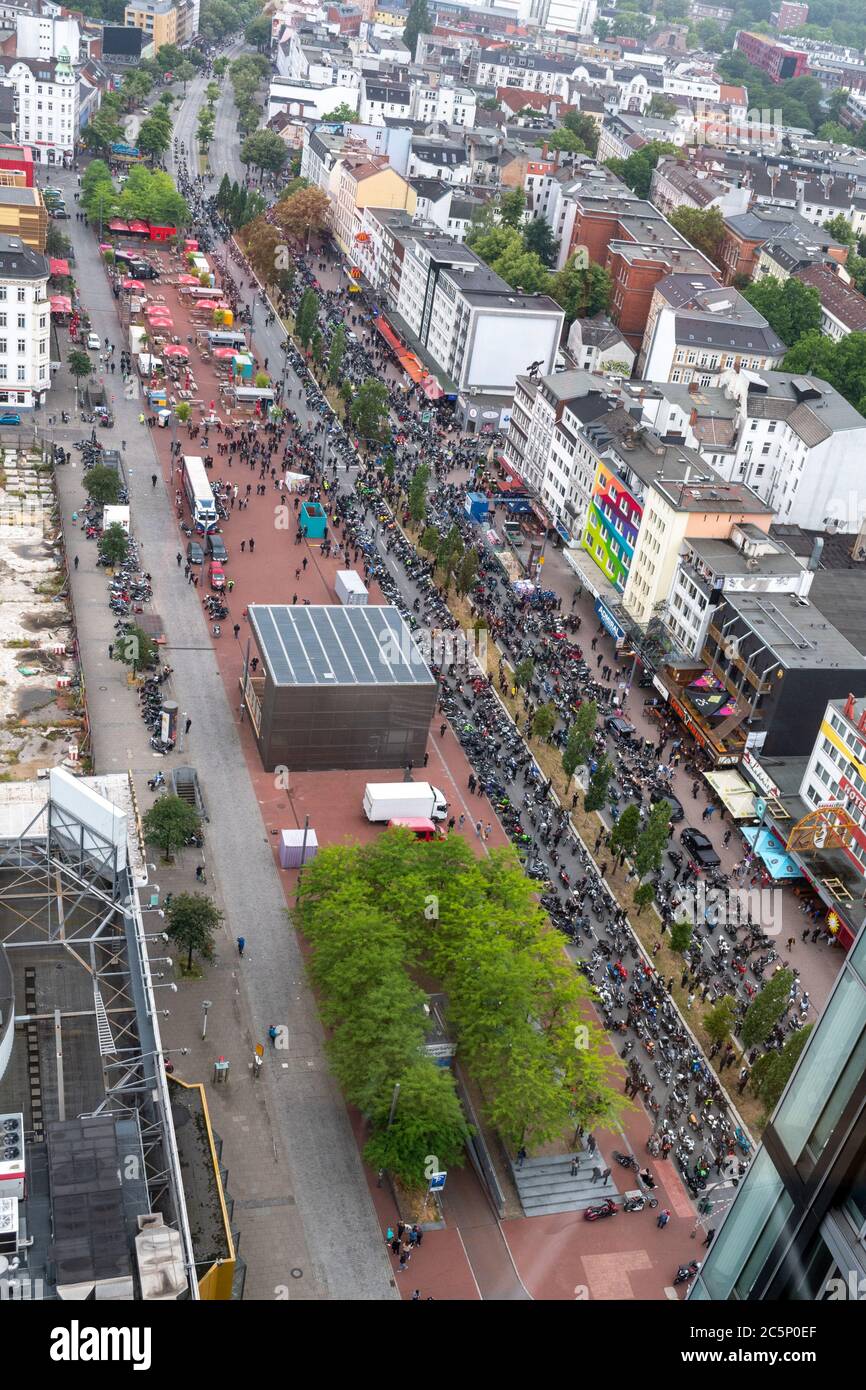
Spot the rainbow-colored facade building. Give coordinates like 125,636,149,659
582,457,644,593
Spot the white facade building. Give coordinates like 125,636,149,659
16,9,81,61
544,0,597,36
1,50,77,164
0,234,50,409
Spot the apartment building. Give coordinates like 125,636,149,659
800,695,866,878
472,51,576,99
566,313,635,375
393,233,564,394
649,159,749,220
0,51,77,165
639,276,785,385
0,183,45,249
409,81,477,127
332,152,416,256
623,475,772,632
734,29,808,82
0,232,49,409
123,0,177,53
358,77,411,123
544,0,597,36
716,368,866,532
720,208,849,285
662,526,811,660
794,263,866,341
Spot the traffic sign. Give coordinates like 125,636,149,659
429,1171,447,1191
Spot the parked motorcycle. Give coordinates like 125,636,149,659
584,1198,617,1222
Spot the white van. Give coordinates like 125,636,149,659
207,330,247,349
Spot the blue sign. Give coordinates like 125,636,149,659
595,598,625,642
555,519,571,544
429,1172,447,1191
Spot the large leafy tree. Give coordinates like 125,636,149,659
742,275,821,348
749,1025,812,1116
143,795,201,863
608,802,641,863
166,893,222,971
274,185,331,247
668,205,727,269
782,330,866,416
549,255,611,325
465,224,549,293
351,379,390,443
634,801,671,878
294,288,319,348
605,140,680,198
241,130,290,176
523,217,559,268
403,0,431,59
742,969,795,1049
562,110,599,155
562,700,598,778
584,758,613,812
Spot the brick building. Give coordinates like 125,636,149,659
734,30,808,82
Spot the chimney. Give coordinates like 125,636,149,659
807,536,824,571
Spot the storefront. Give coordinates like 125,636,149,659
704,770,758,820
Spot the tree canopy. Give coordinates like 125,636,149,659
742,275,822,348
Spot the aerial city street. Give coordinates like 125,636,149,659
1,0,866,1337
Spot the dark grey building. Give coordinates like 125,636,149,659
244,605,438,772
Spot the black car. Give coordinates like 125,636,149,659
206,532,228,563
651,789,684,823
186,540,204,565
129,261,158,281
605,715,636,738
680,827,721,868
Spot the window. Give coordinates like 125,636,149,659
16,340,24,354
16,288,24,303
16,314,24,329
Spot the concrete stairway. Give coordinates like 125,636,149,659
512,1151,622,1217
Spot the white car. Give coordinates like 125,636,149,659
86,332,101,350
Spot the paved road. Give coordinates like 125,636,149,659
51,166,397,1301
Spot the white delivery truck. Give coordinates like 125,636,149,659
335,570,368,606
363,782,448,822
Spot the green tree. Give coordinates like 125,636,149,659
562,700,598,778
216,172,232,210
742,275,821,348
634,801,671,878
669,205,727,268
294,288,319,348
532,703,556,740
465,223,550,293
351,378,390,444
608,802,640,862
669,920,693,954
241,130,290,175
363,1061,473,1186
549,126,587,154
584,758,613,812
694,17,724,49
499,187,526,229
633,881,655,914
403,0,431,59
549,255,611,325
515,657,535,689
166,892,222,971
68,348,94,404
741,969,794,1049
562,110,599,155
436,524,463,584
782,330,866,415
649,94,678,119
749,1025,812,1116
137,111,173,163
704,995,737,1048
456,548,479,596
320,103,360,123
175,60,196,95
99,522,129,568
244,13,272,47
523,217,558,267
143,795,201,863
328,324,346,385
113,623,157,677
83,463,121,506
606,141,680,198
817,121,851,143
419,525,440,554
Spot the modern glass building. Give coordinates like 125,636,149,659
691,926,866,1299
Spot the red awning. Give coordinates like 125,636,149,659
50,294,72,313
49,257,69,277
108,219,130,232
498,456,525,485
128,219,150,234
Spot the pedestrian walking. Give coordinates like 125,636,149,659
185,717,192,735
687,992,695,1010
475,820,482,837
703,1229,715,1248
151,473,157,488
241,540,246,552
439,722,446,737
786,937,795,953
516,1146,527,1169
233,623,240,640
586,1133,596,1156
108,643,114,659
236,936,245,957
591,1165,602,1182
176,552,182,566
249,538,255,553
73,555,79,570
657,1209,670,1229
570,1156,579,1177
601,1167,611,1185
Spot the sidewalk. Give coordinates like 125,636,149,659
50,169,397,1301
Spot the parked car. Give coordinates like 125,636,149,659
208,560,225,590
51,207,70,219
0,411,21,425
651,790,685,823
605,715,636,738
86,332,101,350
186,540,204,565
680,827,721,868
206,532,228,563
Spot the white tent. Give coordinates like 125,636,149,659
284,471,310,492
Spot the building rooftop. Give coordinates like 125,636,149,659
722,591,866,671
740,369,866,435
248,604,436,687
688,534,805,577
795,264,866,332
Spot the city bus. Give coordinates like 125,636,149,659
182,456,218,534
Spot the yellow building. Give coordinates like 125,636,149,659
124,0,177,53
0,187,47,252
333,154,416,257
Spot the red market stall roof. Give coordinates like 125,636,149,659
128,220,150,234
50,294,72,314
108,219,130,232
163,344,189,358
49,257,70,277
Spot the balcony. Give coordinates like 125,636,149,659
702,641,772,698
